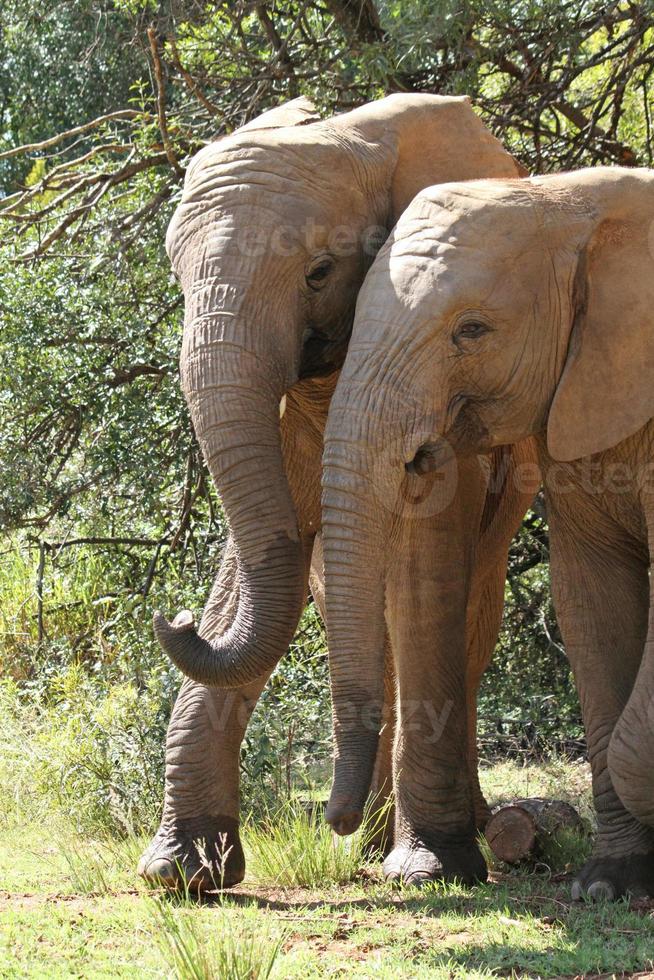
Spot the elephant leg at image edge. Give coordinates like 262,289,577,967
548,504,654,901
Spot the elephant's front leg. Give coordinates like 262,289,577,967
547,494,654,900
464,561,507,830
382,463,487,886
138,538,274,890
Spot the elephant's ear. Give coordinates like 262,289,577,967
238,97,320,133
547,178,654,462
331,93,525,224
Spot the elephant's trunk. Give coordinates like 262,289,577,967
155,313,306,688
321,393,404,835
608,627,654,827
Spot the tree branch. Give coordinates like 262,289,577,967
0,111,149,161
148,26,184,177
107,362,167,387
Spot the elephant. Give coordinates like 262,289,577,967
137,93,536,890
321,166,654,898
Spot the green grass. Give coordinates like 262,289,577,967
1,760,654,978
245,795,390,888
152,894,285,980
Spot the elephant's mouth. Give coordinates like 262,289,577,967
298,328,350,379
446,404,493,458
407,403,492,474
406,442,449,475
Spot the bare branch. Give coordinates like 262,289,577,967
106,362,167,387
168,37,220,117
256,4,299,97
148,26,184,177
0,110,150,161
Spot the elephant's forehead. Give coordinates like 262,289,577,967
379,224,469,307
168,138,369,267
360,223,515,326
399,180,550,249
184,131,358,199
381,195,545,297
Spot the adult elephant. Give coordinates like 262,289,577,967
138,94,536,890
321,167,654,897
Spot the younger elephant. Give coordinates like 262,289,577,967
140,94,535,891
321,167,654,898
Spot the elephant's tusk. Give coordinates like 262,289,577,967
279,394,287,419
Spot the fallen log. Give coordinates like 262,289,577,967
485,798,584,864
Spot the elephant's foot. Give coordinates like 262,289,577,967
137,814,245,892
571,850,654,902
383,838,487,887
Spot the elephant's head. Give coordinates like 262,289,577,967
155,94,525,688
322,166,654,833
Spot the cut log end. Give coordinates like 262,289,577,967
486,804,537,864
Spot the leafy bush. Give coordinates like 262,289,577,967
0,540,333,834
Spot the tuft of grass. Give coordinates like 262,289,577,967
536,824,592,873
151,895,284,980
58,838,114,895
245,795,389,888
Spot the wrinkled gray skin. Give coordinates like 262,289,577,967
138,95,531,890
322,167,654,899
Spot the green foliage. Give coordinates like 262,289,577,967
242,603,331,805
0,0,149,190
0,669,171,834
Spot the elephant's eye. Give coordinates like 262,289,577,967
306,257,334,291
454,320,491,343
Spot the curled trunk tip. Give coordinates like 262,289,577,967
155,609,195,632
152,609,252,688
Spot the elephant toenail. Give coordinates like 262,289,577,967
405,871,433,887
571,880,584,901
587,880,615,901
141,858,178,885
